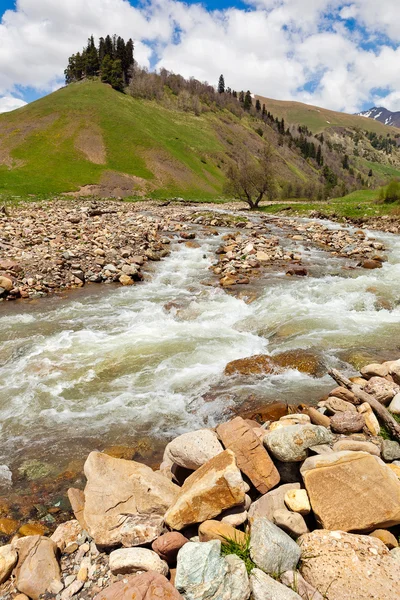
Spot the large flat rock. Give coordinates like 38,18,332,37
13,535,61,600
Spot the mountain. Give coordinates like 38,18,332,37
357,107,400,129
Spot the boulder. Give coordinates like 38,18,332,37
175,540,250,600
250,517,301,575
328,387,357,403
50,520,82,552
301,451,400,531
381,440,400,462
217,417,280,494
67,488,88,530
0,544,17,584
109,548,168,576
152,532,189,564
248,483,300,521
299,530,400,600
224,355,277,376
364,376,399,405
13,535,61,600
388,393,400,414
198,520,247,545
284,489,311,515
250,568,302,600
164,429,223,470
357,402,380,436
360,363,389,379
370,529,398,549
164,450,246,530
330,411,365,434
389,361,400,385
93,572,183,600
322,397,356,414
280,571,323,600
273,510,309,538
332,439,380,456
272,350,322,377
0,276,13,292
82,451,179,546
264,425,332,462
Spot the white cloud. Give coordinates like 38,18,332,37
0,96,27,113
0,0,399,114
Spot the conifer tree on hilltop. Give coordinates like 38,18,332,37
218,74,225,94
64,35,135,91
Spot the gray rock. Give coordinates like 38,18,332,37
250,568,302,600
164,429,224,470
248,484,301,521
175,540,250,600
381,440,400,462
273,510,309,538
109,547,168,576
250,518,301,575
264,425,332,462
0,465,12,487
391,547,400,562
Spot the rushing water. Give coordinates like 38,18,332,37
1,217,400,487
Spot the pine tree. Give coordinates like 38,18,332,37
101,54,113,85
125,39,135,82
98,37,106,64
255,99,261,111
218,74,225,94
104,35,113,59
368,168,373,177
85,36,99,77
262,104,266,117
239,91,245,103
342,154,350,170
280,118,285,134
244,90,252,110
110,59,124,91
316,145,323,166
232,90,237,98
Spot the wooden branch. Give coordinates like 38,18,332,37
329,368,400,442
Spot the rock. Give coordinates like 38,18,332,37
220,275,237,287
388,393,400,414
19,522,48,537
357,402,380,436
109,548,169,576
224,355,277,376
301,451,400,531
152,532,189,564
361,259,382,269
119,273,134,286
302,407,331,428
13,535,61,600
67,488,88,530
333,439,380,456
248,483,301,521
388,463,400,479
273,510,309,538
274,459,302,484
360,363,389,379
250,568,302,600
198,520,247,545
164,429,223,470
370,529,398,549
322,397,356,414
250,517,301,574
381,440,400,462
284,489,311,515
83,451,179,546
330,411,365,434
0,276,13,292
61,580,84,599
280,571,323,600
286,267,308,277
0,518,19,535
50,520,82,551
328,386,357,403
299,529,400,600
0,465,12,486
175,540,250,600
217,417,280,494
272,350,322,377
93,572,183,600
390,362,400,385
164,450,246,530
218,501,248,527
364,376,399,405
0,544,17,584
391,547,400,562
264,425,332,462
18,458,53,480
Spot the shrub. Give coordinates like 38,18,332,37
384,179,400,203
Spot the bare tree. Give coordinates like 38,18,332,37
224,146,277,209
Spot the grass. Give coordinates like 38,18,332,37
220,534,256,575
380,412,400,441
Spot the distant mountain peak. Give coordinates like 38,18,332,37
357,106,400,128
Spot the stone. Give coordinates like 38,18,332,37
50,520,82,552
119,273,134,286
13,535,61,600
302,451,400,531
361,259,382,269
361,363,389,379
273,350,322,377
248,483,301,521
0,465,12,486
152,532,189,564
250,569,302,600
301,408,330,428
93,572,183,600
388,393,400,414
0,276,13,292
0,518,19,535
250,517,301,575
328,386,357,403
280,571,323,600
391,547,400,562
264,425,332,462
284,489,311,515
83,451,179,546
333,439,380,456
218,501,248,527
164,429,223,470
61,580,84,599
275,460,302,484
0,544,17,584
175,540,250,600
357,402,380,436
198,520,247,545
273,510,309,538
67,488,88,530
330,411,365,434
19,522,48,536
388,463,400,479
364,376,399,405
370,529,398,549
322,397,356,414
164,450,246,530
217,417,280,494
299,530,400,600
109,548,169,576
381,440,400,461
389,361,400,385
224,355,277,376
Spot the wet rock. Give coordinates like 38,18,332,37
370,529,398,549
250,568,302,600
273,510,309,538
164,429,224,470
0,517,19,535
330,411,365,434
13,535,61,600
94,572,183,600
248,483,301,521
224,355,278,377
164,450,246,530
284,489,311,515
381,440,400,462
152,532,189,564
0,544,17,584
299,530,400,600
361,259,382,269
280,570,323,600
250,517,301,575
18,458,54,480
286,267,308,277
272,350,322,377
119,273,134,286
264,425,333,462
198,520,247,545
217,416,280,494
0,276,13,292
19,522,48,536
0,465,12,487
364,376,399,405
109,547,169,576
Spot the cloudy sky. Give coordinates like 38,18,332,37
0,0,399,114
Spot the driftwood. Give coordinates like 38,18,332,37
329,368,400,442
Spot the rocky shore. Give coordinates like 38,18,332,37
1,357,400,600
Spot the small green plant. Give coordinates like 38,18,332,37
220,533,256,575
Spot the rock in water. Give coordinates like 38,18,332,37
82,451,179,547
164,429,224,470
217,416,280,494
299,530,400,600
250,518,301,575
164,450,246,530
93,572,183,600
250,568,302,600
264,425,332,462
175,540,250,600
301,451,400,531
13,535,61,600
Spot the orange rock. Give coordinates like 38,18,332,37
224,355,278,376
370,529,398,549
273,349,322,377
0,517,19,536
19,522,48,537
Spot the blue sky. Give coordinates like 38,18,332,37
0,0,400,114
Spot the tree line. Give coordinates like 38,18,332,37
65,35,134,91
